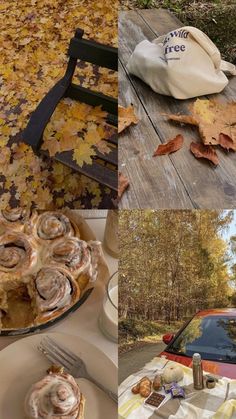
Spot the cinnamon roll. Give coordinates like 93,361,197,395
44,238,102,285
0,233,37,289
0,208,37,233
33,212,80,243
28,266,80,323
24,366,85,419
44,237,91,276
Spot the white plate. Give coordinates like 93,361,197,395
0,332,117,418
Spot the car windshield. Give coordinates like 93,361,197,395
166,315,236,363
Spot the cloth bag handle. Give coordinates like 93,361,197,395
220,59,236,75
153,26,236,76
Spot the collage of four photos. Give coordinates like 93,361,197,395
0,0,236,418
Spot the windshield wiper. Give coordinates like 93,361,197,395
166,350,236,363
166,349,187,357
213,358,236,364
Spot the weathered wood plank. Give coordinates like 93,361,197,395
119,62,193,209
137,8,181,33
119,9,236,209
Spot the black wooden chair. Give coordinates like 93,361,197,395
23,28,118,191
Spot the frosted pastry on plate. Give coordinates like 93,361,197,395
24,366,85,419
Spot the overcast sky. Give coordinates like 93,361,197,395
222,210,236,242
220,211,236,272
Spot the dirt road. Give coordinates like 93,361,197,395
119,342,166,384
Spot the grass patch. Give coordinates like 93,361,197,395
119,318,184,353
119,318,183,343
120,0,236,62
119,339,162,354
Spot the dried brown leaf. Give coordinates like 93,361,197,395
190,142,219,165
118,105,139,134
96,140,112,154
118,172,129,199
166,99,236,149
166,114,198,126
153,134,184,156
218,133,235,151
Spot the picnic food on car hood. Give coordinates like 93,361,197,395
0,209,103,330
24,365,85,419
132,377,152,397
162,364,184,384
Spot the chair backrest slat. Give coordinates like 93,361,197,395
55,151,118,190
68,38,118,71
67,83,117,115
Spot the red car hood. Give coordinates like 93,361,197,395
160,350,236,379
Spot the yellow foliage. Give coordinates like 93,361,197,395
193,99,215,123
0,0,117,209
73,143,97,167
42,100,115,165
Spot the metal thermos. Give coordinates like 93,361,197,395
192,353,204,390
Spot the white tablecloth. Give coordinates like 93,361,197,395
119,357,236,419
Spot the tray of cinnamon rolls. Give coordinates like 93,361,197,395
0,208,109,335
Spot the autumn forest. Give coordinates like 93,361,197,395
119,210,236,331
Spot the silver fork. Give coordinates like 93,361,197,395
38,336,118,404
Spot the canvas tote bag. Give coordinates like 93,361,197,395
127,26,236,99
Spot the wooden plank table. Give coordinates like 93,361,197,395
119,9,236,209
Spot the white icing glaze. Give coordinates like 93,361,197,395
0,234,38,274
37,213,73,240
35,268,72,312
2,208,30,222
87,241,102,282
0,246,25,268
49,238,91,276
47,238,102,284
25,373,81,419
